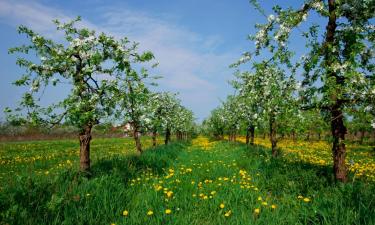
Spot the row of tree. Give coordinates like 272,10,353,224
5,17,196,173
204,0,375,182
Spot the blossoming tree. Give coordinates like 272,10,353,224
249,0,374,181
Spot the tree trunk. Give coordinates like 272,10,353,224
79,124,92,173
133,125,142,154
326,0,347,182
292,131,296,143
246,128,250,145
269,116,278,157
249,125,255,145
152,129,157,147
165,127,171,145
359,130,365,144
318,132,321,141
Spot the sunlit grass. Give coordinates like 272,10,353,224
0,136,374,224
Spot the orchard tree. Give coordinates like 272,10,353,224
231,72,261,145
146,93,164,147
232,62,297,156
153,92,181,145
112,41,158,154
174,106,195,140
249,0,374,181
221,95,242,142
4,17,126,173
204,107,226,140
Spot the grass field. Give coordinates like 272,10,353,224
0,137,374,224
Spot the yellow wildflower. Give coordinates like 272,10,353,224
303,197,311,202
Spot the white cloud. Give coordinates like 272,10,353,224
0,0,236,120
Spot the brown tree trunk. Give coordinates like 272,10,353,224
270,116,278,157
249,125,255,145
152,129,157,147
133,125,142,154
359,130,365,144
292,131,296,143
331,104,347,182
79,124,92,173
165,127,171,145
246,127,250,145
326,0,347,182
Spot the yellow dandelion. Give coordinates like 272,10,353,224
224,210,232,217
261,202,268,206
147,210,154,216
271,204,277,209
303,197,311,202
165,209,172,214
254,208,260,214
219,203,225,209
297,195,303,199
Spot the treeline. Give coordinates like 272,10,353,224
203,0,375,182
4,17,196,174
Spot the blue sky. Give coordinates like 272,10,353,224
0,0,322,122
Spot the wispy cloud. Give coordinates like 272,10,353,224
0,0,236,120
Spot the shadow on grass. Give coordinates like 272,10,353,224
90,140,192,181
231,141,375,224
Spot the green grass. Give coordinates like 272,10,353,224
0,137,374,225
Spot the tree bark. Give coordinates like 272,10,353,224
133,125,142,154
246,127,250,145
359,130,365,144
269,116,278,157
249,125,255,145
152,129,157,147
326,0,347,182
79,124,92,173
165,127,171,145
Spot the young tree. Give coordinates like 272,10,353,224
152,92,180,145
249,0,374,182
204,107,226,140
5,17,123,173
112,41,157,154
222,95,242,142
232,63,297,156
232,72,261,145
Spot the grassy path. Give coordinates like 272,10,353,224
0,137,374,224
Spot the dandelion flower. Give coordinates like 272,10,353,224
123,210,129,216
147,210,154,216
254,208,260,214
220,203,225,209
271,204,277,209
165,209,172,214
303,197,311,202
297,195,303,199
224,210,232,217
